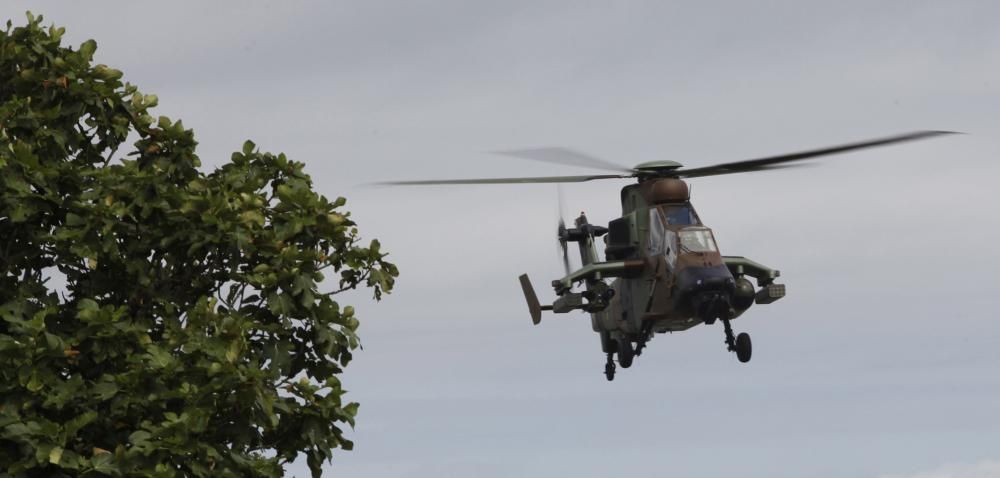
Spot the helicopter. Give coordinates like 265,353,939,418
382,130,956,380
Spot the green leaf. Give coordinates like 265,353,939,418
26,372,44,392
91,381,117,400
90,452,117,473
225,341,240,363
65,411,98,436
146,346,173,368
266,292,295,316
79,39,96,58
48,446,63,465
77,299,99,320
129,430,151,444
240,209,265,226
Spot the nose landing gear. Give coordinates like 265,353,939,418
721,316,752,363
735,332,752,363
698,292,753,364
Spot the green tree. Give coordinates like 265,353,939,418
0,13,397,477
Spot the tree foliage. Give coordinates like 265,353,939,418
0,13,397,477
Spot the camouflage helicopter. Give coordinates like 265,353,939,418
383,131,955,380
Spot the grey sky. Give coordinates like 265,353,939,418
5,1,1000,477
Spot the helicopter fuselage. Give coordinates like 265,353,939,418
521,177,785,379
596,178,744,335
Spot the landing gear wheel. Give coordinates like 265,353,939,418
604,353,616,381
735,332,752,363
616,338,634,368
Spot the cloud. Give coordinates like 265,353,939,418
880,460,1000,478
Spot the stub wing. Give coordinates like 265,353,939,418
723,256,786,304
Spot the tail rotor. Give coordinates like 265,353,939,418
557,186,571,276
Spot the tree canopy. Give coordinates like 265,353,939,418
0,13,397,477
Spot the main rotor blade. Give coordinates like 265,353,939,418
556,184,568,226
375,174,630,186
676,130,959,178
494,147,634,173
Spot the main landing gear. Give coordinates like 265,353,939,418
604,353,615,381
604,338,636,381
721,317,752,363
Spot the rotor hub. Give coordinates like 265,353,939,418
632,160,684,178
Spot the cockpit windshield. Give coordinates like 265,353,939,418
662,205,699,226
679,228,718,253
649,205,715,262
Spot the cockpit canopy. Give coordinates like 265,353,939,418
678,228,718,253
650,204,701,229
661,204,699,226
648,204,719,265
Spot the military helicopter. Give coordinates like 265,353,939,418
382,131,955,380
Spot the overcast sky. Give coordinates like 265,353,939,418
5,2,1000,477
